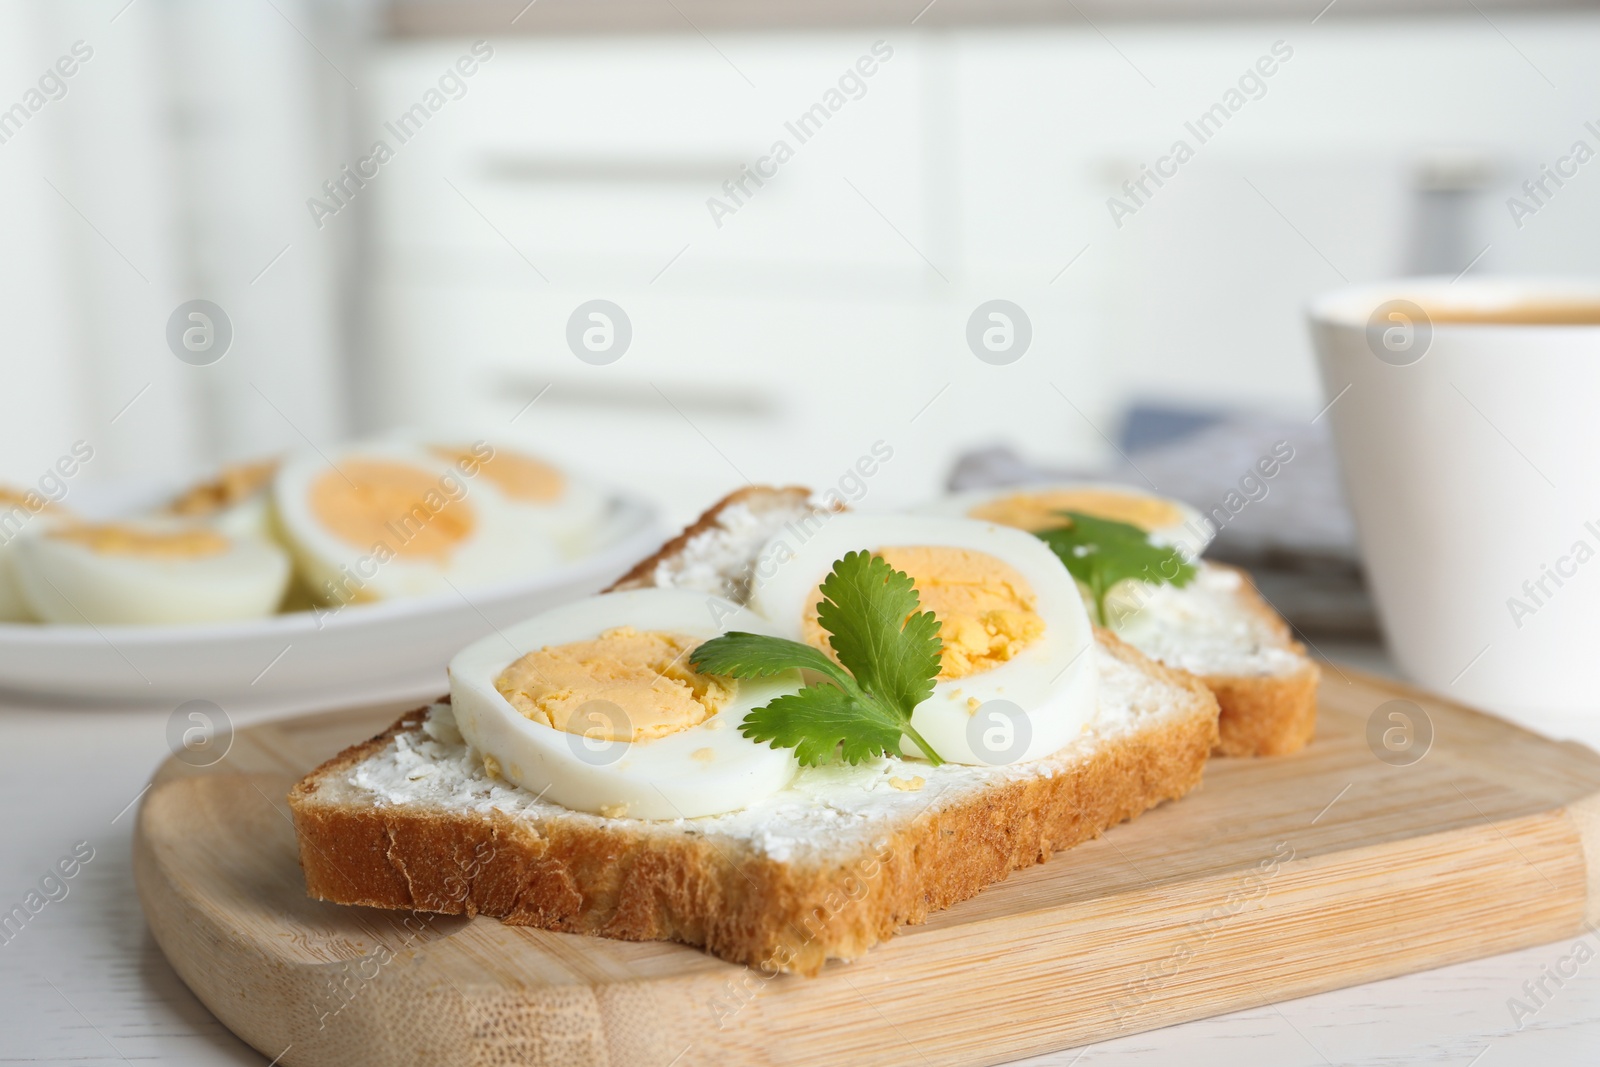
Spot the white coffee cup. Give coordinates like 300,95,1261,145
1308,277,1600,739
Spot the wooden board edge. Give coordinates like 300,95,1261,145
135,766,1597,1067
1563,792,1600,928
131,775,700,1067
127,668,1600,1067
131,789,282,1066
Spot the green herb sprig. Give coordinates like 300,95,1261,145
689,551,945,766
1035,511,1196,628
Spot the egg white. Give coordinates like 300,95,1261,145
915,482,1213,558
12,521,290,625
0,546,30,621
207,490,277,542
0,496,71,621
272,442,561,604
745,514,1098,766
449,588,802,819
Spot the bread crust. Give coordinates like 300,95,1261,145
605,485,818,594
288,636,1218,977
1196,564,1320,758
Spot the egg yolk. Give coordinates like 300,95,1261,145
52,524,229,558
310,460,475,561
495,627,734,742
431,445,564,504
970,489,1182,534
800,546,1046,681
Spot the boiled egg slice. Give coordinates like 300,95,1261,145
746,515,1098,767
917,482,1212,558
12,520,290,625
427,441,608,558
449,588,802,819
272,442,560,604
165,458,280,541
0,487,71,622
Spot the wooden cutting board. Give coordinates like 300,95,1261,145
133,666,1600,1067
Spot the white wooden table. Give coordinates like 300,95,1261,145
4,643,1598,1066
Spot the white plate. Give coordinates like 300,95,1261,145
0,495,663,712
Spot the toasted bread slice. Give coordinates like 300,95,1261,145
1113,562,1319,757
289,487,1219,974
920,483,1318,756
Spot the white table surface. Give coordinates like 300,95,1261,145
4,642,1599,1067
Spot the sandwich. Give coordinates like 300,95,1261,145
918,483,1318,756
288,486,1221,975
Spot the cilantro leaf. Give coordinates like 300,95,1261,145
814,551,943,719
688,551,945,767
740,685,906,767
685,631,855,691
1035,510,1196,628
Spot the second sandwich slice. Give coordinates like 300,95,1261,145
919,482,1319,757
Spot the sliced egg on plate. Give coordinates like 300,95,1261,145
165,458,280,541
916,482,1212,557
449,588,802,819
746,515,1098,767
0,487,72,622
12,519,290,625
426,441,608,558
272,442,561,604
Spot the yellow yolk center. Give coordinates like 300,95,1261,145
52,524,229,558
970,489,1182,534
310,460,476,561
800,546,1046,681
495,627,734,742
432,445,565,504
